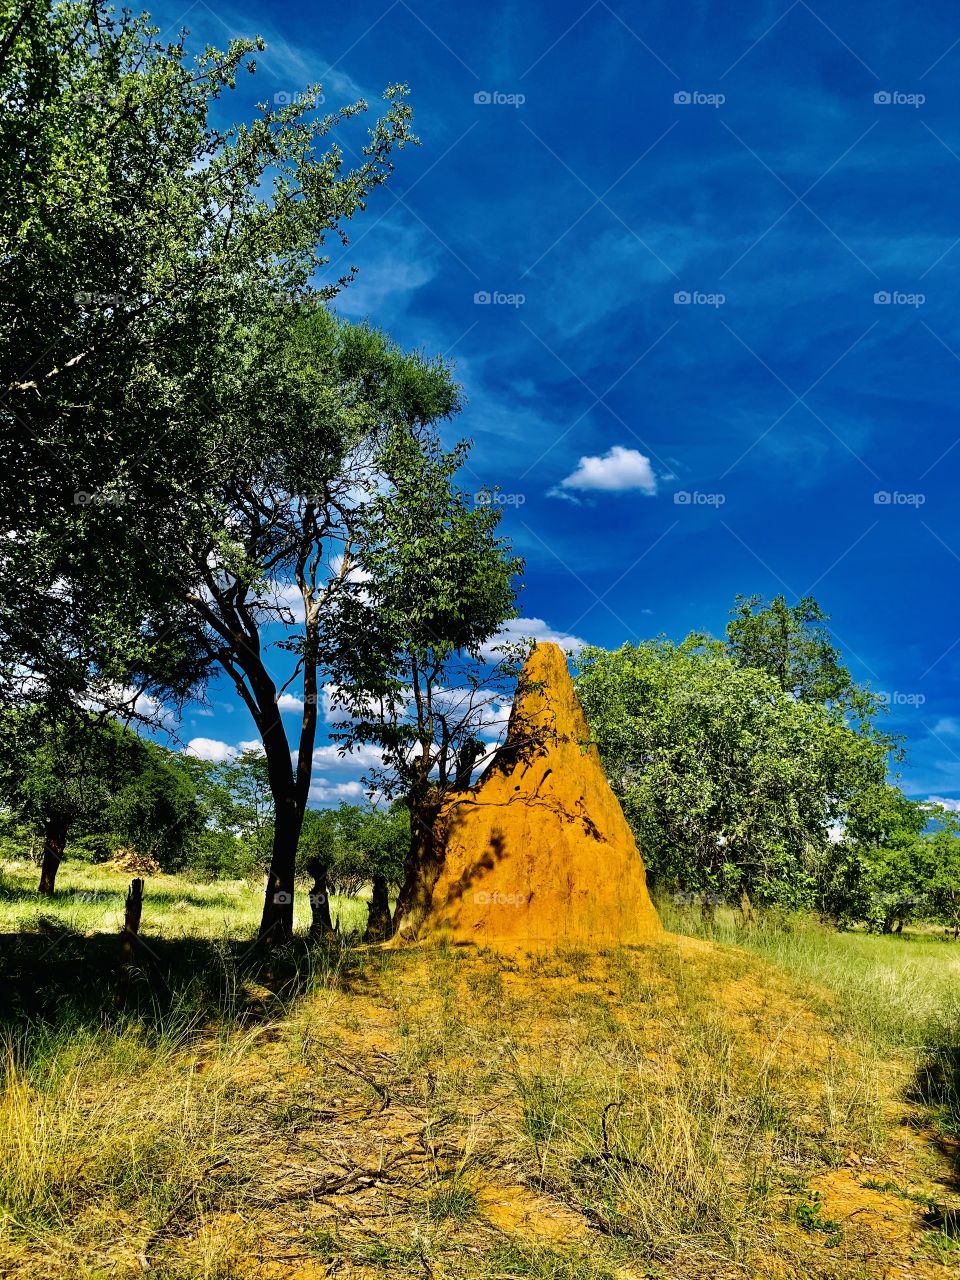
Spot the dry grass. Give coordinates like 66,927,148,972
0,865,958,1278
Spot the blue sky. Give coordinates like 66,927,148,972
151,0,960,806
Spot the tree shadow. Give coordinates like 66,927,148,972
907,1043,960,1197
0,880,249,911
0,923,359,1047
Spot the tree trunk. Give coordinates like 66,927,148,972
391,799,444,940
258,793,303,944
364,874,392,942
37,816,69,896
120,878,144,969
306,858,334,942
739,886,754,925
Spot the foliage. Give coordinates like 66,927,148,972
298,803,409,894
727,595,861,711
0,708,203,869
322,427,521,933
327,429,521,802
0,0,416,714
574,635,890,908
173,749,275,879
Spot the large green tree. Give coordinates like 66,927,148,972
0,0,415,712
726,595,878,717
574,634,890,909
174,317,462,943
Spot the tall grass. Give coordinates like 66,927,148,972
0,866,958,1276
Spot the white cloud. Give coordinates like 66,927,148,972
933,718,960,736
554,446,658,496
183,737,236,763
309,779,368,804
276,693,305,714
926,795,960,812
237,740,265,756
309,742,385,772
481,617,586,661
333,223,438,324
86,682,174,728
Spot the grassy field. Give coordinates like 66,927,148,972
0,860,958,1279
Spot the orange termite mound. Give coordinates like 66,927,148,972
417,642,662,950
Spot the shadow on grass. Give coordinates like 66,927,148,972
908,1044,960,1192
0,880,247,911
0,923,364,1046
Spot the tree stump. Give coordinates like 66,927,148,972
120,877,144,969
364,874,392,942
306,858,334,942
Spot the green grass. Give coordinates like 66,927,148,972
0,857,371,941
658,896,960,1053
0,863,958,1278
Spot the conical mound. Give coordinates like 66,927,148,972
419,643,662,950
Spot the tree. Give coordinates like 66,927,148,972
103,738,205,871
726,595,870,714
0,0,416,715
916,813,960,938
324,429,521,940
574,636,890,910
172,318,461,944
818,784,928,929
0,708,201,891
